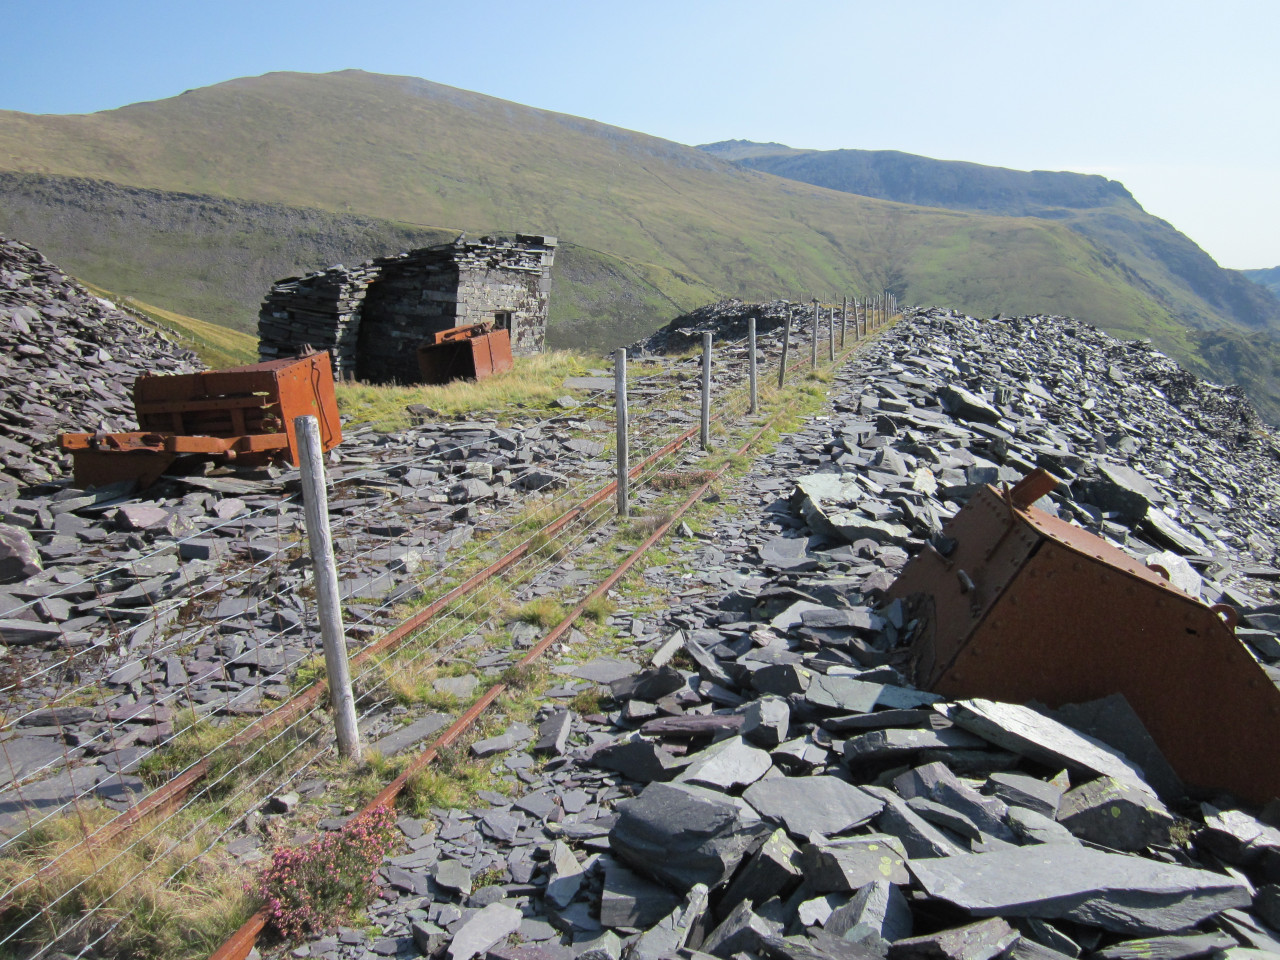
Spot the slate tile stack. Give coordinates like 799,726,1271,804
286,307,1280,960
0,236,200,490
257,263,378,379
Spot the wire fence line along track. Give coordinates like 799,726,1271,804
0,301,896,957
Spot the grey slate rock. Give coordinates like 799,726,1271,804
886,917,1019,960
447,902,522,960
627,883,709,960
844,727,987,763
609,781,770,893
535,709,573,755
1199,805,1280,865
592,735,689,783
907,846,1251,935
743,775,883,838
938,699,1152,792
1051,694,1183,803
871,792,968,859
740,696,791,748
1006,807,1080,847
0,525,41,583
826,879,913,944
598,857,680,929
1056,777,1174,851
1091,932,1238,960
701,900,782,959
435,859,473,896
801,834,910,891
609,666,685,701
675,736,772,791
545,840,584,909
720,827,804,914
984,772,1063,818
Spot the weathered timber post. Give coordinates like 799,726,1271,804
615,348,629,517
810,300,818,370
828,306,836,362
748,317,759,415
778,306,792,388
700,332,713,451
841,296,848,348
296,414,361,761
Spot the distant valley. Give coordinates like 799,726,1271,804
0,70,1276,421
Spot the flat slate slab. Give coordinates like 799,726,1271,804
939,699,1152,792
908,846,1250,935
743,775,883,838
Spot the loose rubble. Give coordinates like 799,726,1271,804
0,235,201,489
274,307,1280,960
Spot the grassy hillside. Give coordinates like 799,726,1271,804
1244,266,1280,299
0,70,1274,418
0,173,716,351
702,140,1280,421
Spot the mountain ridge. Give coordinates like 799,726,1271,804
0,70,1276,420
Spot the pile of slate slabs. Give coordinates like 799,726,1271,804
271,308,1280,960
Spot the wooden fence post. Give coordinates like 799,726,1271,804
615,348,628,517
296,414,361,761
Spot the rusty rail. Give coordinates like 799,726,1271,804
210,386,793,960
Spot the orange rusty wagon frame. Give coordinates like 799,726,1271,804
416,322,513,385
59,353,342,489
887,469,1280,806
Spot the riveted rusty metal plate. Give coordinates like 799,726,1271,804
888,469,1280,805
417,324,514,384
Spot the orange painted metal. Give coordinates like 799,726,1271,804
416,324,514,384
888,469,1280,805
58,352,341,488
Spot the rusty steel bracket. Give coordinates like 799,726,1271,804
887,467,1280,805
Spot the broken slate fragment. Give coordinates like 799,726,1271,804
720,828,804,914
609,666,685,701
627,884,709,960
599,857,680,929
1056,777,1174,851
675,736,772,791
701,900,783,959
592,734,689,783
802,834,910,891
743,775,883,838
908,846,1250,935
939,699,1152,792
447,902,522,960
886,917,1018,960
1091,932,1238,960
827,878,913,944
435,859,473,897
609,781,770,892
844,727,987,763
739,696,791,748
535,709,573,755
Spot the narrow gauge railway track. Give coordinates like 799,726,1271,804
0,306,897,958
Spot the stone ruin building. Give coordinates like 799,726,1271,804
257,234,556,383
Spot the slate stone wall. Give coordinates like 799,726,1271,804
256,234,556,383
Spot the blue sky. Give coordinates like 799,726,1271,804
2,0,1276,267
